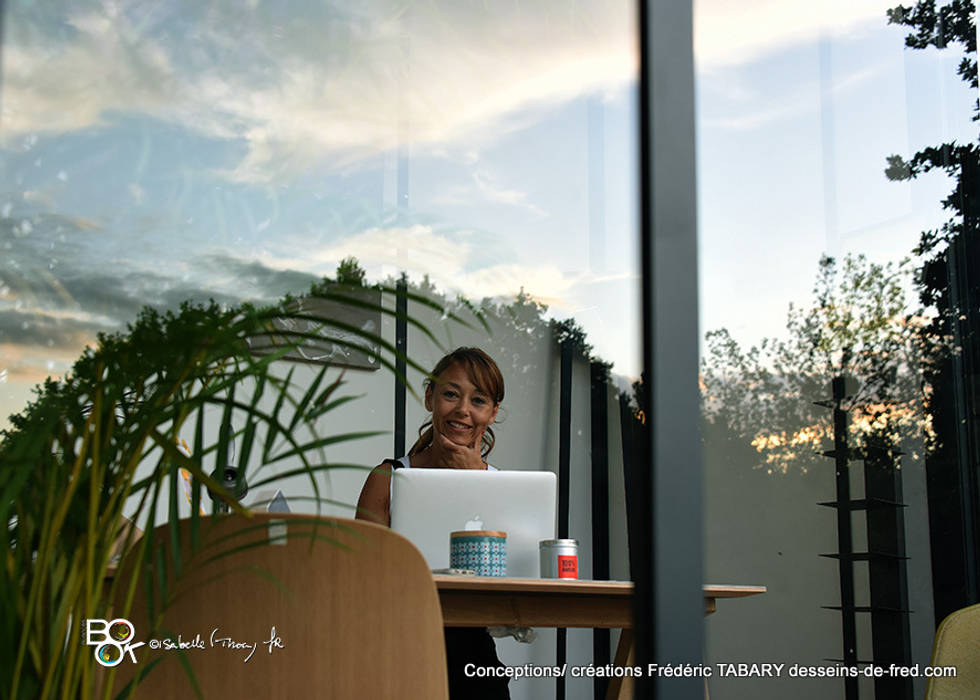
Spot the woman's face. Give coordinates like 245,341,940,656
425,362,499,449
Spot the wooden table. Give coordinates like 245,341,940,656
432,576,766,700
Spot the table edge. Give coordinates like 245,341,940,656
432,575,766,598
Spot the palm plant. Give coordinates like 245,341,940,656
0,279,469,699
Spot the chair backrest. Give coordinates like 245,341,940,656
111,514,448,699
925,602,980,700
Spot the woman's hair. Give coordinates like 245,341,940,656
408,347,504,459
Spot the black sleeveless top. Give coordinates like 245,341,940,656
384,458,510,700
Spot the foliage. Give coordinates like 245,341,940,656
550,317,593,357
887,1,976,94
334,256,367,287
309,257,369,296
884,0,980,481
0,278,451,700
885,1,978,260
700,255,939,473
393,282,612,371
883,1,980,618
0,261,616,699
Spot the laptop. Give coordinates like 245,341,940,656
390,468,557,577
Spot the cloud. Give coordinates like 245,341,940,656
2,0,904,180
0,341,81,386
0,308,103,348
701,99,813,131
3,0,637,183
255,223,620,311
258,224,473,281
694,0,897,69
470,170,545,215
700,60,887,131
426,166,546,215
2,5,179,136
202,254,319,300
1,202,327,323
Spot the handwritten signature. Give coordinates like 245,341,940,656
153,627,284,663
210,626,284,663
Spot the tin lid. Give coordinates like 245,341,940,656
431,568,477,576
539,539,579,546
450,530,507,539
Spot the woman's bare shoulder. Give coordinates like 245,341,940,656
362,461,394,489
355,461,394,525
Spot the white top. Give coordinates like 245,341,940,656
392,455,498,471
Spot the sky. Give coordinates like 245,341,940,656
0,0,977,431
696,0,976,349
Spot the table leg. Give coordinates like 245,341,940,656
605,628,635,700
603,628,709,700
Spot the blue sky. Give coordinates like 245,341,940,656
696,0,975,349
0,0,976,430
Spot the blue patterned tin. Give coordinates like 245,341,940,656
450,530,507,577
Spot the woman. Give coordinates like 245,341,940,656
356,347,510,700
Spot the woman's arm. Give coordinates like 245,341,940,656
355,463,393,526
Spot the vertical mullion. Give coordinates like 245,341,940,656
638,0,701,698
556,338,573,700
394,276,407,459
591,362,611,699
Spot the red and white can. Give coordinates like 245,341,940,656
539,539,579,579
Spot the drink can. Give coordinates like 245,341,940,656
539,539,579,579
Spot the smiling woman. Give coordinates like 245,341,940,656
355,347,511,700
355,346,505,526
412,347,504,467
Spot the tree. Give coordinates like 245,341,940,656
884,0,977,308
700,254,935,474
884,0,978,399
335,256,367,286
885,0,980,622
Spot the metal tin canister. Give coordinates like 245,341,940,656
450,530,507,577
539,539,579,579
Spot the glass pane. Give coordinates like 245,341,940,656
698,1,978,698
1,2,640,699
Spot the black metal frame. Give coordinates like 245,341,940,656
818,377,860,698
590,362,611,699
394,276,408,458
636,0,702,697
818,377,914,700
864,445,913,699
556,338,573,700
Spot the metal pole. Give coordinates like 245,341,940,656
638,0,702,696
394,276,407,458
556,338,573,700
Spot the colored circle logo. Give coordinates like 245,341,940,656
109,620,133,643
97,644,122,665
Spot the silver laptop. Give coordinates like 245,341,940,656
390,468,557,577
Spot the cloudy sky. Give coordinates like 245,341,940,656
1,0,975,430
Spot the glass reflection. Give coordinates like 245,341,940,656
698,0,978,698
0,1,639,432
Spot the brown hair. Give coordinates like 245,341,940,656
408,347,504,459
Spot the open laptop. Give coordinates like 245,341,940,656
390,468,557,578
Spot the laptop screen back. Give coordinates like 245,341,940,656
390,468,557,577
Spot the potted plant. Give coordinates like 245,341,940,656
0,273,467,699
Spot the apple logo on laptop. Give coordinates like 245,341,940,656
464,515,483,531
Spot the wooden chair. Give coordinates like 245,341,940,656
110,514,448,699
925,602,980,700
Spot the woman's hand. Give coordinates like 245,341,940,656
433,426,486,469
